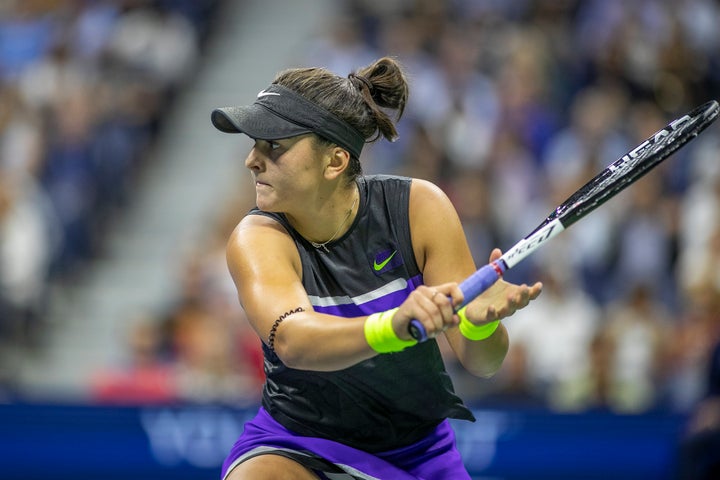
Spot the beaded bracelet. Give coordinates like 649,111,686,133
268,307,305,351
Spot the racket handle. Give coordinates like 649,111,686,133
408,262,505,342
408,319,429,342
458,261,506,304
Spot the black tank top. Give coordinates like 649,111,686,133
249,175,474,452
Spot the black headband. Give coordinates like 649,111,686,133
211,84,365,159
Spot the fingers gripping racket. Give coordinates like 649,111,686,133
409,100,720,342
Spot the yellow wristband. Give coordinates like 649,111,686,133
457,306,500,341
364,308,417,353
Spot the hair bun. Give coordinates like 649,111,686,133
348,72,374,95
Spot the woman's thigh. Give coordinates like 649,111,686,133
225,453,320,480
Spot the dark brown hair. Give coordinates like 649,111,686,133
272,57,409,178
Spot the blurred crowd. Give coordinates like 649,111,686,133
325,0,720,416
324,0,720,416
0,0,222,384
3,0,720,421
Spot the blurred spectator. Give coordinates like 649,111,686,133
677,135,720,296
66,0,121,62
484,128,541,270
561,285,673,413
539,85,629,303
395,122,447,182
105,2,199,93
0,85,58,352
446,168,501,267
150,188,264,406
304,11,377,80
504,263,602,412
0,84,44,176
18,35,97,113
494,26,559,161
677,337,720,479
91,314,177,405
0,174,57,349
40,85,101,277
170,299,259,406
0,1,58,82
434,25,500,172
546,328,617,413
610,172,678,308
478,336,546,409
542,84,629,187
664,280,720,411
604,285,673,412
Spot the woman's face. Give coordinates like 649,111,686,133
244,134,328,213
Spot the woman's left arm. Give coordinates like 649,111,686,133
409,179,542,378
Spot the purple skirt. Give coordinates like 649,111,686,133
221,407,471,480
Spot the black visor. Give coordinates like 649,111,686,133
211,84,365,159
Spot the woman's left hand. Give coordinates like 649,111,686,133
461,248,543,326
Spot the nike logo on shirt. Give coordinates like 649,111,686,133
373,250,397,271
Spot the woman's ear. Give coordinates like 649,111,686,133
323,146,351,180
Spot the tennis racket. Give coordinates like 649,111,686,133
410,99,720,342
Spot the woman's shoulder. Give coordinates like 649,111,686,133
230,211,292,247
361,174,413,199
362,173,412,185
227,211,300,276
239,208,291,231
362,174,441,193
361,174,452,214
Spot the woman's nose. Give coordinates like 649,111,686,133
245,147,265,171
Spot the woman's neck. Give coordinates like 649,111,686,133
286,182,359,251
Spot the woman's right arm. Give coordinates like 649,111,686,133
227,215,377,371
229,215,463,371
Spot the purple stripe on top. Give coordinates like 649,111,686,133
311,274,423,318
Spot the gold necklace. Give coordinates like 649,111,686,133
310,193,358,253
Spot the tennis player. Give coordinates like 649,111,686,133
212,56,542,480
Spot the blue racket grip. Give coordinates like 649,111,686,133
408,262,505,342
458,261,506,306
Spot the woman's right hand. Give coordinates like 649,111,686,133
392,283,464,340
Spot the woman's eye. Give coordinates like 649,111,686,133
268,141,281,150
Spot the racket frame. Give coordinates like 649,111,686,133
409,100,720,342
